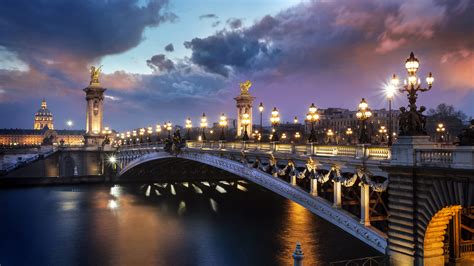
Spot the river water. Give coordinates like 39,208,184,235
0,180,380,265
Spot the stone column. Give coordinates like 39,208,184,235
310,179,318,196
292,242,304,266
333,181,342,208
360,184,370,226
234,84,255,138
449,209,461,263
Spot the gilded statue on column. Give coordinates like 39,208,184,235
239,80,252,95
90,65,102,85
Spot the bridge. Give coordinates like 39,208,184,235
112,139,474,265
2,53,474,265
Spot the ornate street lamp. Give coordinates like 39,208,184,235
326,129,334,144
155,124,162,142
185,117,192,140
66,120,73,145
165,122,172,139
270,107,280,142
294,116,298,124
356,98,372,144
132,130,138,145
345,128,353,144
200,113,207,141
306,103,320,143
390,52,434,136
258,102,264,138
386,80,396,146
147,126,153,143
120,133,125,146
379,126,387,143
294,132,301,142
139,128,145,143
126,131,131,145
241,111,250,141
436,123,446,143
219,113,227,141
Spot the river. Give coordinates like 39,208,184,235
0,180,380,265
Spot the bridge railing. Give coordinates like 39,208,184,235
185,141,391,160
415,146,474,169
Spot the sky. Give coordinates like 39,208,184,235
0,0,473,131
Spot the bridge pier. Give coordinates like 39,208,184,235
360,184,370,226
333,181,342,208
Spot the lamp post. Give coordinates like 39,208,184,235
66,120,73,145
132,130,137,145
356,98,372,144
185,117,192,140
147,126,153,143
436,123,446,143
306,103,320,143
165,122,172,139
219,113,227,141
327,129,334,144
126,131,131,145
379,126,387,144
200,113,207,141
241,111,250,141
386,81,396,146
390,52,434,136
294,132,301,143
139,128,145,144
120,133,125,146
346,128,353,144
294,116,298,124
270,107,280,142
258,102,264,139
155,124,162,142
102,127,111,145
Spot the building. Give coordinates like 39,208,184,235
0,99,85,146
34,99,54,130
305,107,400,144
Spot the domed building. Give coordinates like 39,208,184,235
34,99,54,130
0,99,86,146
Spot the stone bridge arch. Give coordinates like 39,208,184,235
116,150,387,253
387,167,474,265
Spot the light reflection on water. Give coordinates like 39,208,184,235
0,181,380,265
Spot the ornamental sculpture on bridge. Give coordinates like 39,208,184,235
239,80,252,95
390,52,433,136
89,65,102,86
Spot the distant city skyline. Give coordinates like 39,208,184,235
0,0,473,131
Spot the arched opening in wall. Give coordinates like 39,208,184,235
63,156,75,177
423,205,463,266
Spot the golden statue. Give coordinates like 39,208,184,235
239,80,252,94
90,65,102,85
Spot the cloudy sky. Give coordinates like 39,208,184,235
0,0,473,131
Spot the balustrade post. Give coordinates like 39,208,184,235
291,143,296,154
360,184,370,226
311,143,316,156
291,175,297,186
310,179,318,196
333,181,342,208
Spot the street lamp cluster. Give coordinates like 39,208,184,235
113,52,436,147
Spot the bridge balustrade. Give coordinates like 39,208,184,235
415,146,474,169
185,141,392,161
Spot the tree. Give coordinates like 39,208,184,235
427,103,467,121
426,103,467,141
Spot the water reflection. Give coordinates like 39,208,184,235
278,201,319,265
0,181,380,265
